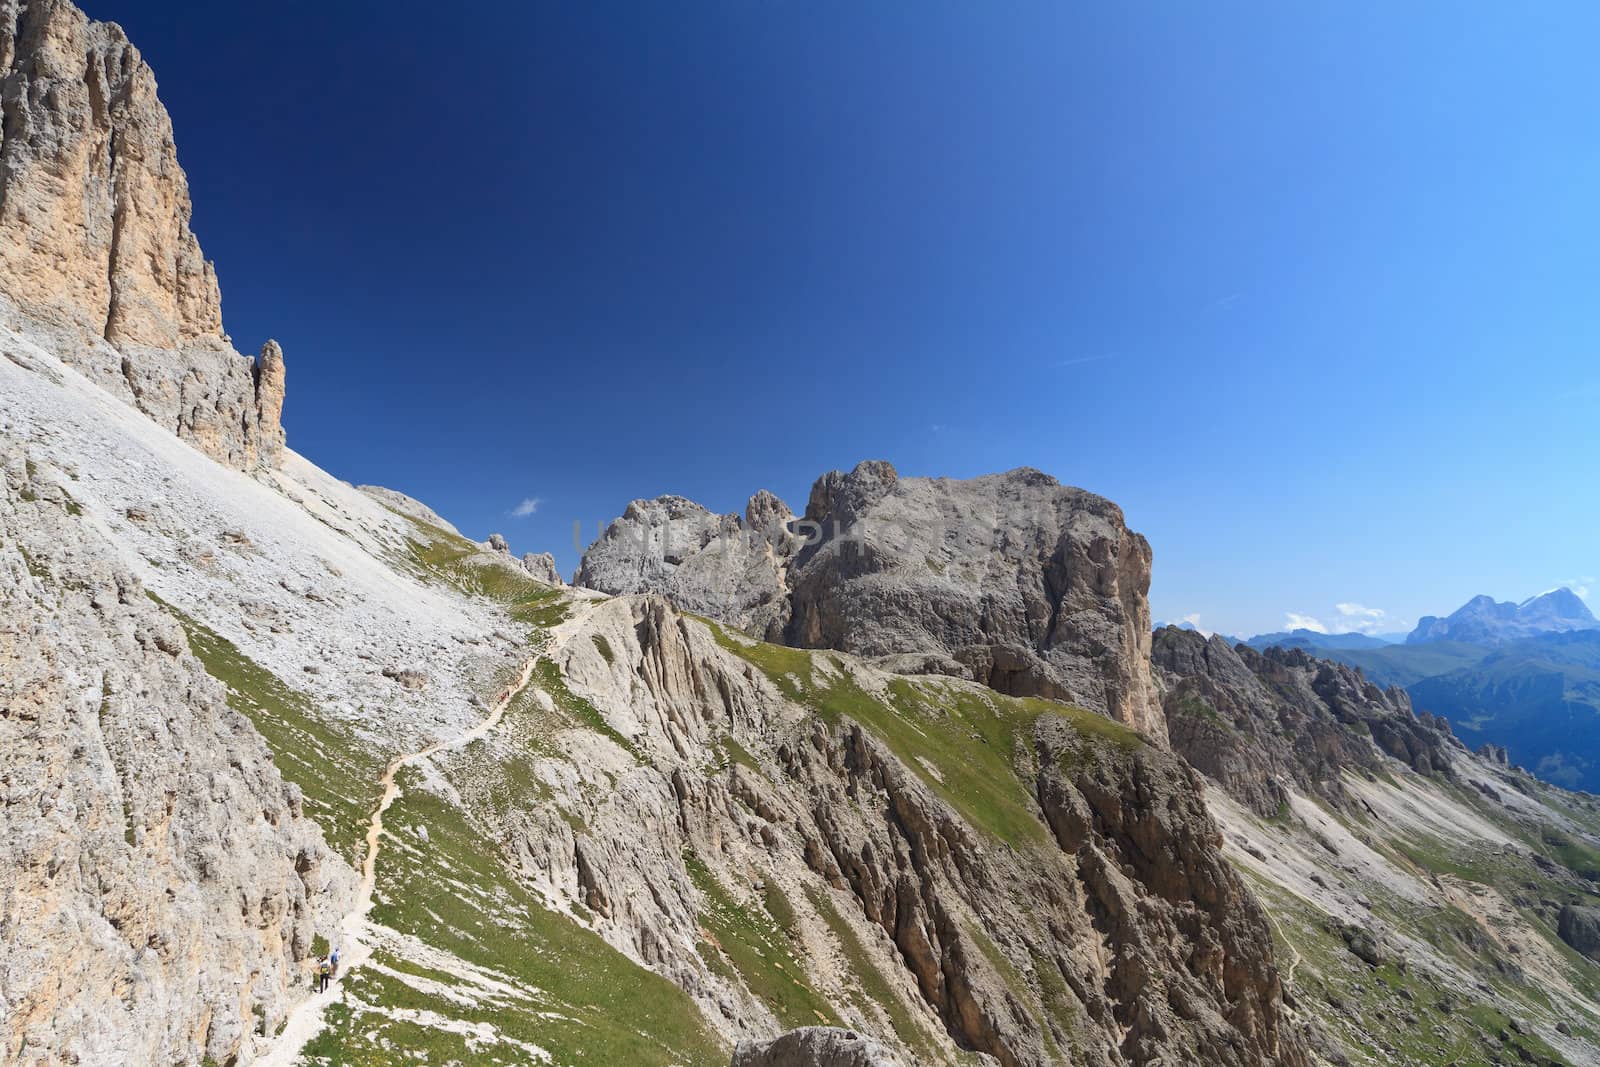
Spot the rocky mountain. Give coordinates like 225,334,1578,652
1407,589,1597,646
1244,629,1398,652
1154,628,1458,817
7,4,1600,1066
1408,629,1600,790
579,461,1165,742
1156,627,1600,1066
0,0,286,470
576,490,796,637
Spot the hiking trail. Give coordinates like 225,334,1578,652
254,608,589,1066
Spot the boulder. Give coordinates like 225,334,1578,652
731,1028,900,1067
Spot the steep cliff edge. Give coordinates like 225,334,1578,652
578,462,1164,742
0,0,285,469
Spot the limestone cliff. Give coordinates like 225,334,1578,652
578,462,1165,742
577,491,797,638
0,0,285,469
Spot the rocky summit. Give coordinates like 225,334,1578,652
4,5,1600,1067
579,461,1165,742
0,0,286,470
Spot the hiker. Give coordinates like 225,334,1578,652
317,955,332,993
330,947,340,978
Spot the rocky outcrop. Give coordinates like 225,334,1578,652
1153,627,1464,816
577,491,797,637
1558,905,1600,962
732,1028,900,1067
521,550,562,585
0,447,352,1065
785,462,1161,740
0,0,285,469
579,462,1164,741
517,595,1307,1066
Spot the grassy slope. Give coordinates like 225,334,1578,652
703,621,1148,1056
1244,769,1600,1066
303,769,728,1066
165,521,729,1065
707,621,1142,850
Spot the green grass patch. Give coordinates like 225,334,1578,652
396,513,569,633
157,597,377,864
306,768,727,1066
532,658,643,762
707,622,1143,848
685,851,839,1029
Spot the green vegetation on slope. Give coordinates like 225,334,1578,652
159,598,378,864
685,851,839,1030
396,512,569,632
303,768,727,1066
707,623,1141,848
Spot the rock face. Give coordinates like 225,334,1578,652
0,447,351,1065
521,550,563,585
517,595,1307,1067
579,462,1164,741
1558,905,1600,962
576,491,797,638
1153,626,1462,817
732,1028,900,1067
0,0,285,469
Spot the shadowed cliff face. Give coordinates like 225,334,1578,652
0,0,286,470
579,461,1165,743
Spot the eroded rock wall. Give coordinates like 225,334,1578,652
486,595,1306,1066
578,463,1164,742
0,0,286,469
0,447,352,1065
1153,625,1463,816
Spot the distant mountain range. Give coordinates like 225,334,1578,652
1242,628,1397,652
1244,588,1600,790
1406,587,1597,645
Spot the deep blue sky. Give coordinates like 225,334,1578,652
98,1,1599,638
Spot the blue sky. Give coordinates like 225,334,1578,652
99,1,1599,638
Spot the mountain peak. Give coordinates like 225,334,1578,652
1407,587,1597,646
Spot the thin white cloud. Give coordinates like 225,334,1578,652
510,497,543,519
1055,355,1109,369
1284,612,1328,634
1333,602,1392,634
1178,612,1213,636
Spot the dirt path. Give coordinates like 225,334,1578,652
255,641,549,1066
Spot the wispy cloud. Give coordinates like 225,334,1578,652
1334,602,1391,634
1283,602,1404,636
1055,355,1109,369
1206,291,1244,312
510,497,543,519
1178,612,1213,636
